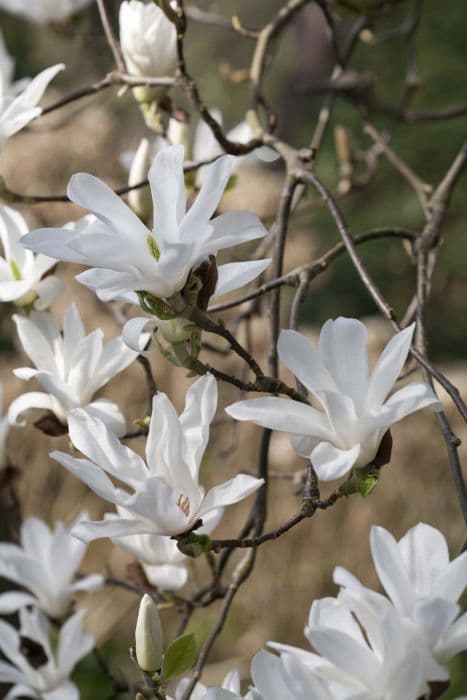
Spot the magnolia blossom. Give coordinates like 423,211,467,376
109,506,222,591
8,305,138,436
0,0,92,24
0,205,63,309
119,0,176,101
0,607,94,700
335,523,467,667
0,514,103,618
22,144,270,346
51,374,263,542
0,61,64,148
227,319,441,481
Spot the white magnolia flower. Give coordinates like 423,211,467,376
335,522,467,667
119,0,176,101
0,205,63,309
0,0,92,24
0,382,10,471
51,374,263,542
0,607,94,700
0,514,103,618
8,305,138,436
0,62,64,148
109,506,222,591
226,319,441,481
22,144,270,348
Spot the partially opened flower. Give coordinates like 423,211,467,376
8,304,138,436
51,374,263,542
22,144,270,347
0,205,63,309
0,62,64,148
0,607,94,700
335,522,467,667
119,0,177,102
109,505,222,591
0,0,92,24
0,514,103,618
227,319,441,481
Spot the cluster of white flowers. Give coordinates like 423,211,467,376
201,523,467,700
0,2,464,699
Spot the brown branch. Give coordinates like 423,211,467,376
96,0,126,73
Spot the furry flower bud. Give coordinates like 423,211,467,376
135,594,163,673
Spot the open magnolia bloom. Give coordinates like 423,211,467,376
0,514,103,618
334,523,467,667
0,62,64,148
227,319,441,481
21,144,270,303
0,205,63,309
0,0,92,24
108,506,222,591
51,374,263,542
0,607,94,700
8,305,138,436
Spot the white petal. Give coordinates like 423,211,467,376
318,317,369,409
84,399,126,437
149,143,186,240
370,525,415,615
381,381,442,425
50,451,129,507
184,155,234,229
33,275,64,310
122,316,155,353
398,522,450,598
436,610,467,660
8,392,61,426
226,397,332,442
0,591,37,613
199,474,263,517
211,259,271,299
250,650,293,700
16,64,64,108
72,517,151,543
143,563,188,591
179,374,217,480
437,551,467,602
311,442,360,481
57,609,94,672
367,324,415,407
208,210,268,251
277,329,335,397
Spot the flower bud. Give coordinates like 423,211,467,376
135,594,163,673
119,0,177,104
128,139,152,222
158,318,195,344
167,118,191,153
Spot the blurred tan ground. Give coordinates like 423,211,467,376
0,87,465,690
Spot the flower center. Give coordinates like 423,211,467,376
177,494,190,518
9,258,22,281
146,234,160,261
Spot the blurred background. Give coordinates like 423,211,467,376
0,1,466,697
